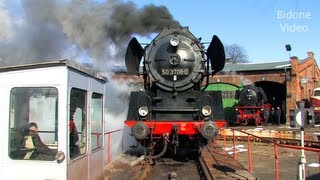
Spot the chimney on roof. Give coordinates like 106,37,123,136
307,51,314,58
290,56,298,67
290,56,298,79
290,56,298,61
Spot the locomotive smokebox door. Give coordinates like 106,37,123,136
144,27,207,92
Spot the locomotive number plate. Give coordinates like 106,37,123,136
161,68,189,76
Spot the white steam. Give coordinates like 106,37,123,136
0,0,180,69
103,73,142,164
1,0,179,163
0,1,13,42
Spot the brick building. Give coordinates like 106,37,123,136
212,52,320,124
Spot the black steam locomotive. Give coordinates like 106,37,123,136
124,27,226,157
236,85,270,126
238,85,267,106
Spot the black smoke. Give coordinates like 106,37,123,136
0,0,180,70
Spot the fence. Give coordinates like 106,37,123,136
219,128,320,180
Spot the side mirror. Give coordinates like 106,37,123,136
55,151,65,164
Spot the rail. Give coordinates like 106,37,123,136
219,128,320,180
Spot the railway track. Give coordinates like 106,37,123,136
105,127,319,180
129,142,256,180
134,154,217,180
198,142,256,180
133,159,152,180
134,155,202,179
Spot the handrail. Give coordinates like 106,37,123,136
228,128,320,152
104,129,123,164
90,129,123,164
219,128,320,180
105,129,122,135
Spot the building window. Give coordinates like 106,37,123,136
9,87,58,161
222,91,237,99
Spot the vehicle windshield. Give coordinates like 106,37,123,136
313,90,320,96
8,87,58,161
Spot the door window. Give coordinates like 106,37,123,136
69,88,87,159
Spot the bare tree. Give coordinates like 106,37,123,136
225,44,249,64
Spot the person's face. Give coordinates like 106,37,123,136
30,126,38,132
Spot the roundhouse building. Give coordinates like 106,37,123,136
211,52,319,125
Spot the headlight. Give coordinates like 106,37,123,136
170,37,179,47
138,106,149,117
201,105,212,116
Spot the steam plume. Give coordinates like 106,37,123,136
0,0,180,69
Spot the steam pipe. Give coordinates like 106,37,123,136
146,135,168,159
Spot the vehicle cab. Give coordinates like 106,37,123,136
0,60,107,180
310,87,320,112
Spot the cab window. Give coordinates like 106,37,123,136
69,88,87,159
90,93,103,150
314,90,320,96
8,87,58,160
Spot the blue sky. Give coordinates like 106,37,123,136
133,0,320,63
1,0,319,66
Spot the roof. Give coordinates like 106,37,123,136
0,59,108,82
221,61,292,72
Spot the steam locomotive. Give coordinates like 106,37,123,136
235,85,270,126
124,27,226,157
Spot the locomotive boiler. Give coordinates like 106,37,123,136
124,27,226,157
235,85,270,126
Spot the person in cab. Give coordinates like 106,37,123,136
25,122,59,160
